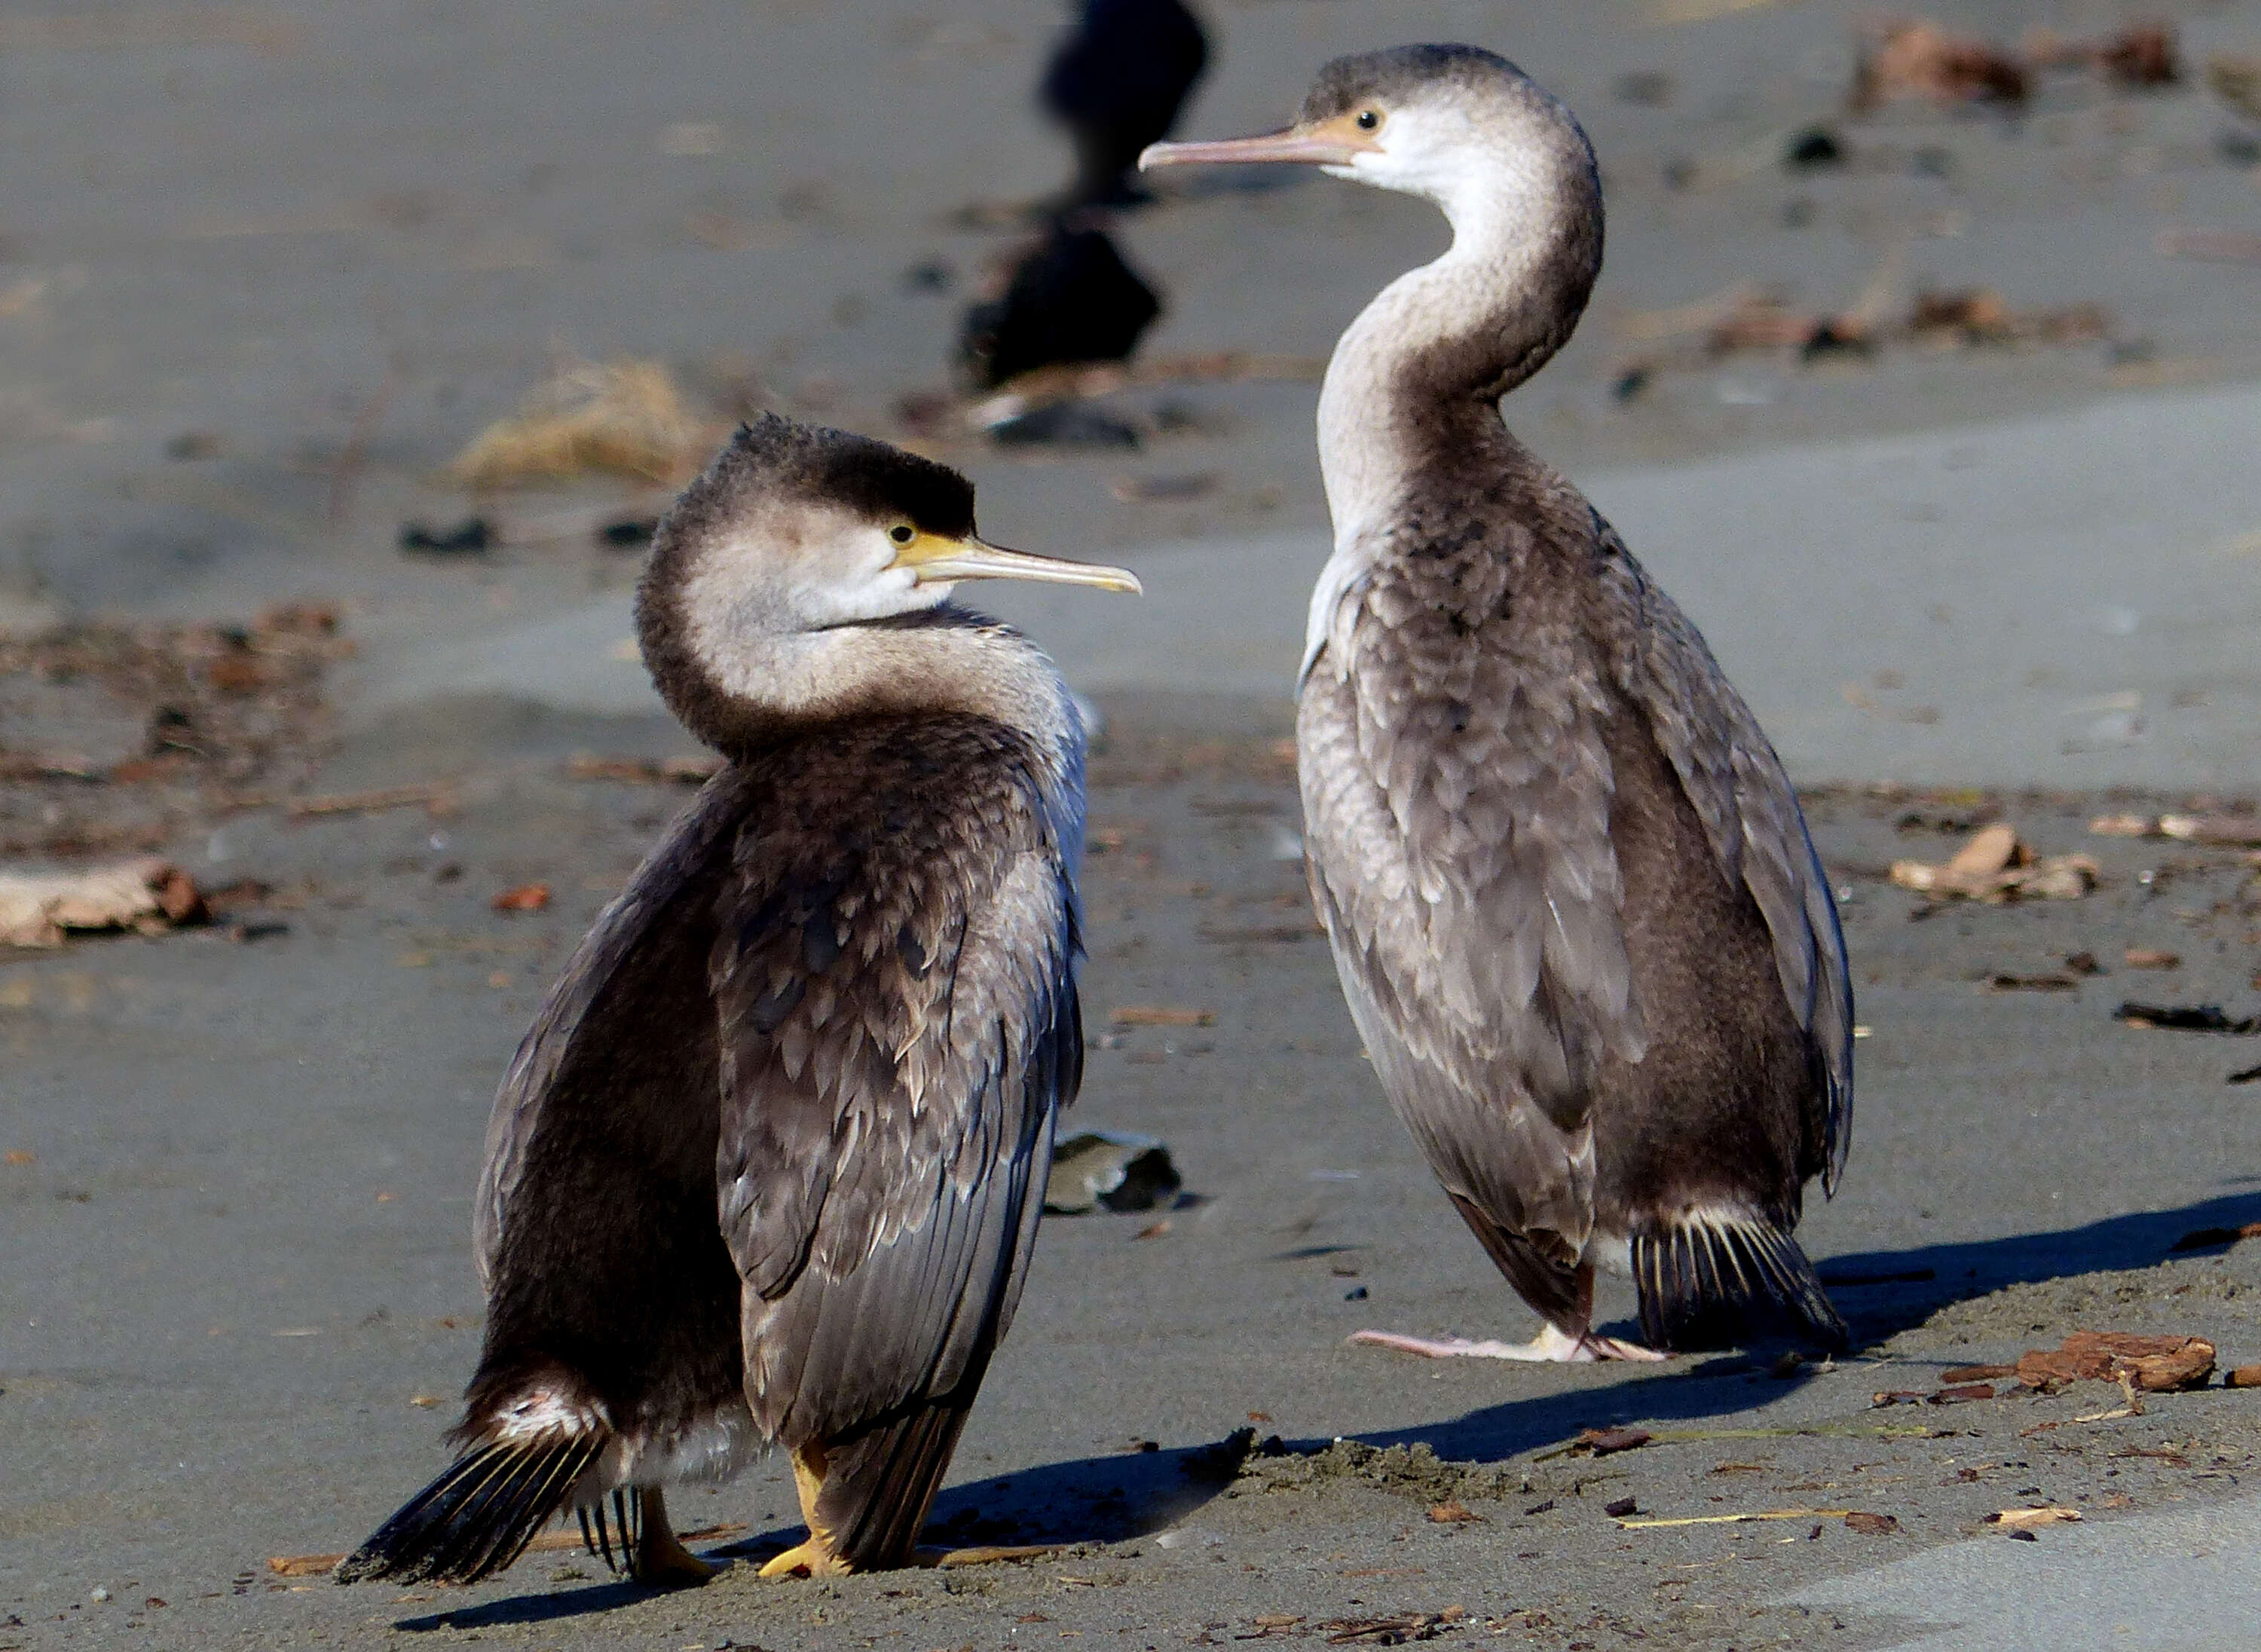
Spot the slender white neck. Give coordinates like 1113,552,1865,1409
1301,146,1599,684
1314,180,1555,551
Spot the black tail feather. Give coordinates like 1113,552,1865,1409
336,1433,603,1586
818,1400,974,1571
1633,1214,1848,1353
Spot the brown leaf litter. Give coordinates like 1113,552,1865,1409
1619,279,2108,381
2018,1332,2216,1393
1890,821,2098,903
0,858,205,947
1852,20,2030,110
446,357,718,489
1849,19,2180,111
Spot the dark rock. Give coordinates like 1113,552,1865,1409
1785,127,1846,169
399,518,493,557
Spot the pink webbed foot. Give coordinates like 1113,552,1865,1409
1349,1324,1666,1363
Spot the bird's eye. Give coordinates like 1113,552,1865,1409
888,524,916,546
1354,109,1381,132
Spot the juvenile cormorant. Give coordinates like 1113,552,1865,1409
1143,47,1852,1360
338,415,1139,1584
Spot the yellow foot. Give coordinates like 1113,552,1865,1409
915,1543,1063,1568
634,1511,721,1588
757,1537,852,1579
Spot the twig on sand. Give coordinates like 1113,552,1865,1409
283,782,457,818
1615,1507,1852,1530
1531,1421,1929,1463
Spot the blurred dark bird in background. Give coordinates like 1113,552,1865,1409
1043,0,1210,209
956,222,1161,392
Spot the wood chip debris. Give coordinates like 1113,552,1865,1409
1569,1426,1654,1457
1426,1500,1483,1524
2090,812,2261,847
564,753,723,785
284,782,456,819
2122,947,2181,971
1890,823,2097,903
1987,972,2079,993
1109,1005,1216,1026
1988,1506,2082,1531
2227,1364,2261,1390
2115,1002,2260,1034
489,883,552,913
1,858,205,946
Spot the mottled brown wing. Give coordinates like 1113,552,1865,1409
1300,534,1644,1261
711,720,1082,1443
1595,519,1853,1191
473,769,755,1289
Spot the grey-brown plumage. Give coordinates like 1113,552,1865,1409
1146,46,1849,1360
339,415,1137,1586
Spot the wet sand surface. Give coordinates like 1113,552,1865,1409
8,703,2261,1649
7,2,2261,1648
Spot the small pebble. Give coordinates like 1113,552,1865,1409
90,1587,111,1604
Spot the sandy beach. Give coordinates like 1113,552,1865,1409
6,3,2261,1648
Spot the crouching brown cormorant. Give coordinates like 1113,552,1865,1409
338,414,1138,1585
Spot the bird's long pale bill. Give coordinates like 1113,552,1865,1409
1140,123,1372,172
901,535,1141,595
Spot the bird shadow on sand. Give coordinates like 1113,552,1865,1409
1320,1188,2261,1469
387,1436,1247,1633
1816,1184,2261,1346
390,1189,2261,1632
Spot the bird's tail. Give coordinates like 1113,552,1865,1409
1632,1209,1848,1353
336,1381,612,1586
818,1398,975,1571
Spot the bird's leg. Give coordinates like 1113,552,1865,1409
1350,1265,1667,1363
758,1443,853,1578
629,1486,719,1586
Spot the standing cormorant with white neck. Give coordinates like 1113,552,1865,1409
1145,46,1851,1360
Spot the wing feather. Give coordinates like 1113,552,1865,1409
1594,518,1854,1190
1300,528,1631,1264
711,722,1080,1445
472,770,757,1289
